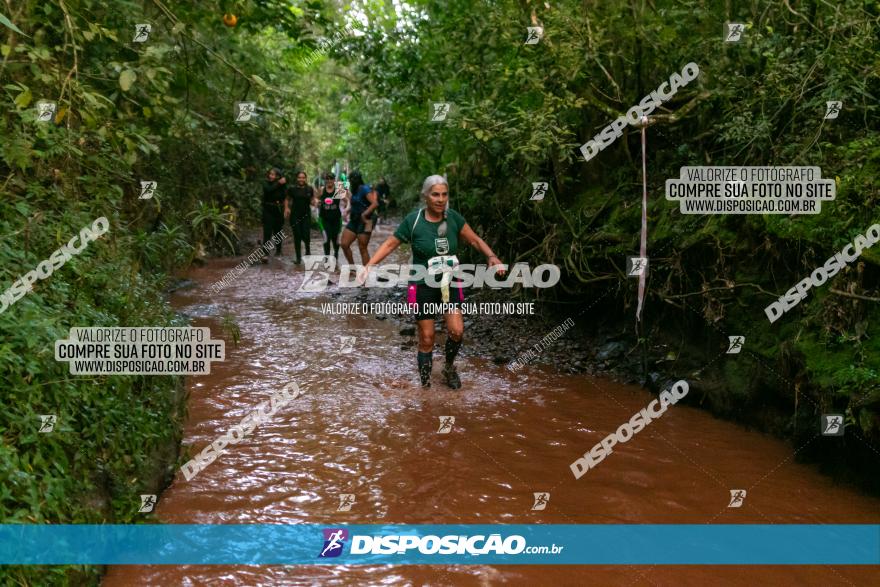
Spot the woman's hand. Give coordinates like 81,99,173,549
488,255,506,278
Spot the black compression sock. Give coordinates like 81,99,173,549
445,337,462,365
417,351,433,386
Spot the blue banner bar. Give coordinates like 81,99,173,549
0,525,877,565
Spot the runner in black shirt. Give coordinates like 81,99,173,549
284,171,317,264
374,176,390,226
316,172,347,258
261,168,287,262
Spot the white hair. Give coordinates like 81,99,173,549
420,174,448,198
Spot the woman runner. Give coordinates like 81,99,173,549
284,170,316,264
359,175,505,389
261,167,287,263
317,172,347,258
340,170,378,265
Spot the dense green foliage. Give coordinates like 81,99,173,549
0,0,332,583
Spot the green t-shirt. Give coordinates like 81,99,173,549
394,208,467,284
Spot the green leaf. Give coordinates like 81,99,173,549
0,11,27,36
14,88,32,108
119,70,137,92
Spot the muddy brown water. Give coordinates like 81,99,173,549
104,225,879,586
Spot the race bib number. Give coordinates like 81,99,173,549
428,255,459,275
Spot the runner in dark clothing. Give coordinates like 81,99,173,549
374,177,390,226
358,175,505,389
317,172,347,258
261,168,287,262
340,170,378,265
284,171,317,264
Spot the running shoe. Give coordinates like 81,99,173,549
442,364,461,389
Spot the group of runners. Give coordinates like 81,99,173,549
259,169,505,390
261,168,392,265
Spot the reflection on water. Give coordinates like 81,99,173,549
104,226,880,586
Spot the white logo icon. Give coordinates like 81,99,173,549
133,24,151,43
437,416,455,434
299,255,336,292
38,415,57,433
627,257,648,277
139,181,157,200
725,23,745,42
36,101,57,123
139,494,157,513
320,529,346,557
824,101,842,120
727,336,745,354
430,102,451,122
727,489,746,508
234,101,256,122
339,336,355,354
337,494,356,512
531,492,550,511
530,182,548,201
525,27,544,45
821,414,844,436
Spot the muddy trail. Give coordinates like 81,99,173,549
104,224,880,586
